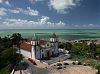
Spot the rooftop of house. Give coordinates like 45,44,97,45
20,41,32,51
20,33,57,51
20,39,51,51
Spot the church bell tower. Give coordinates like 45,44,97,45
50,33,58,56
31,33,39,60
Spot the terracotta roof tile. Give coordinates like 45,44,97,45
20,41,31,51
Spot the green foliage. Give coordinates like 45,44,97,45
0,48,15,68
71,42,91,58
65,42,72,51
96,65,100,74
0,48,22,68
0,67,10,74
96,48,100,54
58,42,65,48
0,33,23,73
89,42,96,54
0,37,4,51
58,42,72,51
2,36,12,48
59,41,100,59
11,33,22,46
58,41,100,74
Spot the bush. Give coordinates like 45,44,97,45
96,65,100,74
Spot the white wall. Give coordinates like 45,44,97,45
20,49,31,58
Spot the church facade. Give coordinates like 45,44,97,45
20,33,59,60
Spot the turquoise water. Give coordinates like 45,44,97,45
0,29,100,41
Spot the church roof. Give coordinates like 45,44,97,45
20,40,47,51
20,39,53,51
20,41,31,51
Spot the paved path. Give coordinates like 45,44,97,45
14,59,49,74
42,53,69,65
14,58,97,74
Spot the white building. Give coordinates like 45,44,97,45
20,33,59,60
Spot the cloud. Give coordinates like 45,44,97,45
0,0,3,3
71,24,98,29
0,17,66,29
48,0,81,14
5,0,11,6
88,24,95,27
25,7,39,16
82,24,97,28
0,0,11,6
0,7,39,16
9,8,20,14
0,17,98,29
0,7,7,16
29,0,44,4
0,17,2,19
39,16,50,24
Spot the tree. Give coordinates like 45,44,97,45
58,42,65,49
0,37,4,52
10,33,23,53
0,33,23,74
2,36,11,48
0,48,22,69
95,48,100,60
10,33,22,47
96,65,100,74
89,42,96,57
71,45,82,55
70,42,92,58
96,48,100,54
65,42,72,51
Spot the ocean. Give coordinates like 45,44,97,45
0,29,100,41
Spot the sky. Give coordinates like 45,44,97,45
0,0,99,29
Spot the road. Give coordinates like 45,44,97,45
15,59,49,74
42,53,70,65
14,54,97,74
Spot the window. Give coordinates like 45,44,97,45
42,50,43,52
47,44,49,46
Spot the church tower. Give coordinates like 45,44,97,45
31,33,39,60
50,33,58,56
50,33,57,43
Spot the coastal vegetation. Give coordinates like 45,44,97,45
58,41,100,74
0,32,100,74
0,33,23,74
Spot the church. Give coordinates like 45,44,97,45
20,33,59,60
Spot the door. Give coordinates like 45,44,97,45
47,51,50,59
